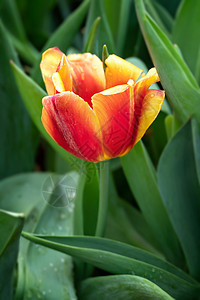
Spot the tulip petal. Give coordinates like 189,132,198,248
131,68,164,145
133,89,165,146
134,68,160,105
105,54,143,89
42,92,104,162
92,84,134,159
67,53,106,107
40,47,63,95
52,55,72,93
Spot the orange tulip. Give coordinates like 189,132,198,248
41,47,164,162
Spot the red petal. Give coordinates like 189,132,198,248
92,84,134,159
42,92,104,162
105,54,143,89
67,53,106,107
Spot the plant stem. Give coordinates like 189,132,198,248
95,161,109,236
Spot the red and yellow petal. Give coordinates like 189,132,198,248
133,89,165,146
134,68,160,106
40,47,63,95
105,54,143,89
92,83,134,159
52,55,72,93
67,53,106,107
42,92,104,162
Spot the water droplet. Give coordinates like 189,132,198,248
130,271,135,275
60,213,66,219
48,289,52,293
58,225,63,231
61,258,65,263
42,291,46,296
54,267,58,272
49,262,54,267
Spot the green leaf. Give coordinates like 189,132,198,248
80,275,174,299
22,234,200,299
165,115,174,140
157,0,180,17
84,16,101,53
32,0,90,84
144,0,171,37
0,0,39,64
84,0,115,57
172,0,200,75
106,174,161,255
0,20,38,180
103,0,121,44
16,0,56,48
0,172,79,299
165,114,182,140
135,0,200,125
192,118,200,185
121,141,184,265
157,120,200,280
151,1,174,33
116,0,132,55
195,48,200,85
0,209,24,300
11,61,82,169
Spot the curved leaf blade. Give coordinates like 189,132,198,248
22,234,200,299
80,275,174,300
32,0,90,84
121,141,183,265
135,0,200,125
158,120,200,280
0,210,24,299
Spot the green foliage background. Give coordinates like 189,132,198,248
0,0,200,299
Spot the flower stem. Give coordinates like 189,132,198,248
95,161,109,236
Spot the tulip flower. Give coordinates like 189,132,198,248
40,47,164,162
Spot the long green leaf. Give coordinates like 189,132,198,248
157,120,200,280
0,210,24,299
22,234,200,299
121,141,183,265
32,0,90,84
116,0,132,55
84,16,101,53
106,174,161,255
0,0,39,64
0,21,38,179
80,275,174,299
172,0,200,75
11,62,82,169
135,0,200,125
84,0,115,57
151,1,174,33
